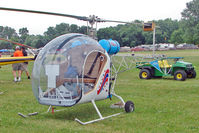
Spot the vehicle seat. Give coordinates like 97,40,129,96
84,52,107,80
158,60,171,68
83,52,107,94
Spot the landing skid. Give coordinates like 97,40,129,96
18,106,65,118
18,112,38,118
18,95,134,125
75,99,122,125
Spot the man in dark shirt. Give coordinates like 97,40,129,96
21,47,30,79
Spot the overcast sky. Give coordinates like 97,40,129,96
0,0,192,35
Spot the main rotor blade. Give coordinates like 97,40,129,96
98,19,131,24
98,19,144,26
0,7,156,28
0,7,89,21
99,19,155,27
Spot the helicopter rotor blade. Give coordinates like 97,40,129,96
100,19,156,27
97,18,146,26
97,19,131,24
0,7,90,21
0,7,158,32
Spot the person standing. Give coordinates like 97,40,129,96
12,46,24,82
21,47,30,79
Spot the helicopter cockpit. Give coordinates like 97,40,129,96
32,33,106,107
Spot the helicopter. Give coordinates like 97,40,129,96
0,38,36,66
1,33,135,125
0,7,156,125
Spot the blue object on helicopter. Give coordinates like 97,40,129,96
98,39,120,55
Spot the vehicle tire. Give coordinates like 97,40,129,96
139,69,151,79
174,70,187,81
187,70,196,78
125,101,134,113
192,70,197,78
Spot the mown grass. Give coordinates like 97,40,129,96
0,49,199,133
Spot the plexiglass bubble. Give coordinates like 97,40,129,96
32,33,105,106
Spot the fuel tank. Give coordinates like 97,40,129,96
99,39,120,55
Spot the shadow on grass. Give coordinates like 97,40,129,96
40,101,124,122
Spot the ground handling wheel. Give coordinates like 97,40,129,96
124,101,134,113
139,69,151,79
174,70,187,81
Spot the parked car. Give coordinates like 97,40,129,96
176,43,198,49
131,46,146,51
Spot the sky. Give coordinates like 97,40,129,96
0,0,192,35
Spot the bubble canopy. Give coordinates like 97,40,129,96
32,33,105,106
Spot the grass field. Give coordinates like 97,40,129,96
0,49,199,133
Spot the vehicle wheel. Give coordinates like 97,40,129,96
187,70,196,78
174,70,187,81
125,101,134,113
192,70,197,78
139,69,151,79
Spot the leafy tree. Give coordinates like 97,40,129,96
19,27,29,44
19,27,29,36
33,35,47,48
0,26,17,39
143,32,153,44
170,29,184,44
155,19,179,43
70,24,79,33
0,41,12,49
181,0,199,44
24,35,36,47
0,26,18,49
55,23,70,36
79,26,88,34
44,26,57,41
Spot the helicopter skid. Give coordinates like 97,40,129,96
75,112,122,125
18,112,38,118
75,99,122,125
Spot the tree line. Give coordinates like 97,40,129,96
0,24,88,49
0,0,199,49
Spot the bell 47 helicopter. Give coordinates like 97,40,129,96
31,33,135,125
0,7,152,125
0,38,36,66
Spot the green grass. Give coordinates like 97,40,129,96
0,49,199,133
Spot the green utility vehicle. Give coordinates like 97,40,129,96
136,57,196,81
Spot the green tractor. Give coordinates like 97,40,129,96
136,57,196,81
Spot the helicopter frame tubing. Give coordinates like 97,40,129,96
109,53,160,107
